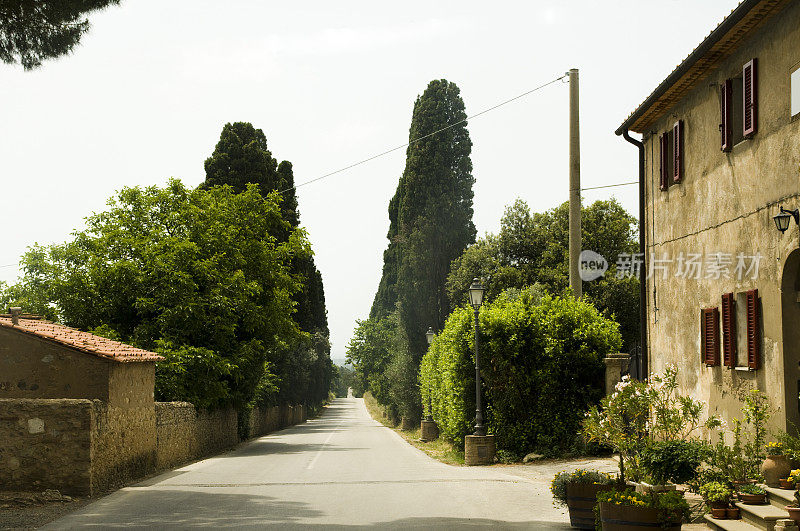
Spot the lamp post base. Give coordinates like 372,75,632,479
420,420,439,441
465,434,496,466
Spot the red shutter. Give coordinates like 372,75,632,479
702,307,720,366
673,120,683,183
721,293,736,368
743,59,758,138
721,80,732,152
746,289,761,370
659,133,668,191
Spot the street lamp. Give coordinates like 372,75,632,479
468,278,486,436
425,327,435,421
774,206,799,233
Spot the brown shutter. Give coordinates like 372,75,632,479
721,293,736,367
702,307,720,366
673,120,683,183
721,80,732,152
743,59,758,138
659,133,668,191
746,289,761,370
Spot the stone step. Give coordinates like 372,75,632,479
765,486,797,509
736,501,789,531
704,514,762,531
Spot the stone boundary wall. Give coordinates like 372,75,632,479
1,399,311,496
0,398,94,495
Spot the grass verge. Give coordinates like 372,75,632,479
362,392,465,466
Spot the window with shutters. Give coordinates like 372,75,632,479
734,290,761,370
720,58,757,149
701,307,720,367
659,122,683,190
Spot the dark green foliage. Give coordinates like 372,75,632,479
640,440,706,485
367,79,476,420
447,198,640,351
420,287,622,456
0,0,120,70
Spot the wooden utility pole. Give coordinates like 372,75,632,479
568,68,582,298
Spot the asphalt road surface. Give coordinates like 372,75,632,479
46,398,570,529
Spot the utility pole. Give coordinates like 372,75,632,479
568,68,582,298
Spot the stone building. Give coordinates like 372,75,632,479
615,0,800,433
0,310,162,494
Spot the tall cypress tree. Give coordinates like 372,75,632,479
369,80,476,419
396,79,476,367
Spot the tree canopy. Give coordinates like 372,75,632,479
447,198,640,350
0,0,121,70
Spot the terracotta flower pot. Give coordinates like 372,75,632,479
598,502,681,531
738,493,767,504
762,455,792,488
709,500,729,510
565,483,612,529
780,478,795,489
787,506,800,525
710,507,727,519
726,507,740,519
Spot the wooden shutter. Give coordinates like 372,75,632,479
720,80,733,152
659,133,668,191
743,59,758,138
673,120,683,183
746,289,761,370
701,308,720,366
721,293,736,368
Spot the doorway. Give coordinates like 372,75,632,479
782,249,800,432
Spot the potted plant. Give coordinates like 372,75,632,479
726,505,740,519
551,469,616,529
597,488,687,530
786,490,800,524
737,483,767,504
762,441,791,487
699,482,732,519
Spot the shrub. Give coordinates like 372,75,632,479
698,481,732,504
640,440,706,485
420,288,622,456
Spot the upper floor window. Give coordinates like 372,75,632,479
720,58,758,151
792,65,800,118
659,120,683,191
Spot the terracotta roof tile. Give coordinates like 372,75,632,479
0,317,163,362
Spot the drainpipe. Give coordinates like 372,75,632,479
620,129,648,380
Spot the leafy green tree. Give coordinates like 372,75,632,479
447,198,640,350
0,1,121,70
5,180,307,408
204,121,333,407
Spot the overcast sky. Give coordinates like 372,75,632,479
0,0,741,361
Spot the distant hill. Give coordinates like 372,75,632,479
331,358,350,367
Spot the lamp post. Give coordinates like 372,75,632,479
420,326,440,441
425,327,435,422
468,278,486,436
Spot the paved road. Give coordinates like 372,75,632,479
47,398,571,529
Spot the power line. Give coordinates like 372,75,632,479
279,73,569,195
0,263,18,269
581,181,638,191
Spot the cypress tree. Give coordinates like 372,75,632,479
369,79,476,419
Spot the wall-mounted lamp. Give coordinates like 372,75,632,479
774,206,800,233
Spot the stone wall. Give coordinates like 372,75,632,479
0,399,94,495
1,398,310,496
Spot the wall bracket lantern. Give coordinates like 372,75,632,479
774,206,800,233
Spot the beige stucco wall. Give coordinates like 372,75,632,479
641,1,800,434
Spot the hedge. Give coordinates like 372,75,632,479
419,287,622,457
